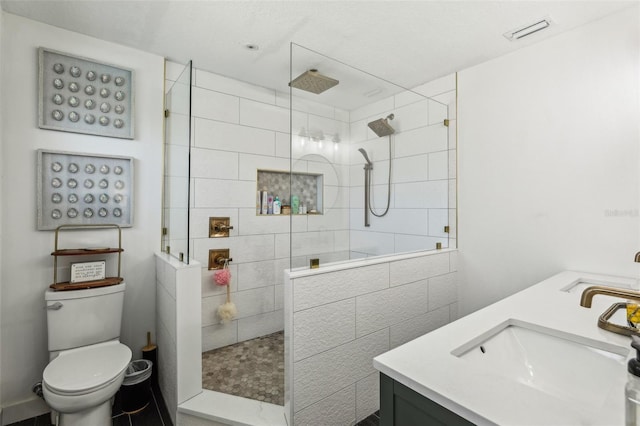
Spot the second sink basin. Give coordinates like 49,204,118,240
452,320,628,407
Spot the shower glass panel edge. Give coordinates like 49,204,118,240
163,60,192,264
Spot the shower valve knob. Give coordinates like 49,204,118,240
214,223,234,232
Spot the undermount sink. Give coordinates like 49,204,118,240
452,320,628,407
562,280,635,294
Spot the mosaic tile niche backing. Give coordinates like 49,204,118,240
257,170,322,213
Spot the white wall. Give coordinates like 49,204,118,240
458,7,640,315
0,13,164,416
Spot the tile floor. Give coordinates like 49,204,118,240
7,384,172,426
356,411,380,426
202,331,285,405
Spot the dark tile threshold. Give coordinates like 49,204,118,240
7,384,172,426
356,411,380,426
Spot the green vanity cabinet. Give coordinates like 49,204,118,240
380,373,475,426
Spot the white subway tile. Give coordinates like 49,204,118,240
428,151,448,181
275,233,291,259
166,114,190,147
238,154,290,181
325,185,349,209
237,310,284,341
294,299,355,361
201,293,227,326
394,125,448,158
195,69,276,104
389,306,450,348
356,280,428,337
202,322,238,352
235,286,275,319
193,179,255,208
275,132,291,159
356,373,380,422
428,99,448,126
392,154,429,183
293,384,356,426
450,251,458,272
240,99,289,133
194,118,275,156
449,179,457,209
349,208,427,235
307,209,349,231
190,148,238,179
334,230,350,253
349,230,395,257
395,181,448,209
165,60,188,83
390,253,450,286
237,258,289,291
428,209,449,238
293,263,388,311
351,97,395,123
291,231,334,257
428,272,457,310
239,208,289,235
191,87,239,123
167,176,189,208
349,118,368,144
192,234,275,265
393,100,428,133
293,329,388,412
275,285,284,311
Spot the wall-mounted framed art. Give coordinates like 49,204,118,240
37,149,134,230
38,47,134,139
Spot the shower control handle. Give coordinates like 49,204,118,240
47,302,63,310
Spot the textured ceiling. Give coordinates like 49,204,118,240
2,1,637,107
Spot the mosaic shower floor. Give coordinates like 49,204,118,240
202,331,284,406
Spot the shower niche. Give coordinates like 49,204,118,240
256,169,323,215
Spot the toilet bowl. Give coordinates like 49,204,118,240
43,340,131,425
43,282,130,425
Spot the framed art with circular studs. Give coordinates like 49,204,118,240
38,47,134,139
37,149,134,230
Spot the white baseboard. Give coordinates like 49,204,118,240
1,397,49,425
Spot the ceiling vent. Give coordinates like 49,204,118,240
504,17,552,41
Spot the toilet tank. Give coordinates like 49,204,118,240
45,282,126,352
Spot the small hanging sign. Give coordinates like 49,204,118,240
70,260,106,283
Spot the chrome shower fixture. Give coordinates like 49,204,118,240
368,114,395,137
358,148,373,166
289,69,339,94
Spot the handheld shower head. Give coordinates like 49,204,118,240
358,148,373,166
368,114,395,137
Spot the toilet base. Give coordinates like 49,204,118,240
56,399,111,426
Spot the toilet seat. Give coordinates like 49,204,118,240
43,341,130,395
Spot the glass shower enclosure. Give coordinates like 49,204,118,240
163,61,192,263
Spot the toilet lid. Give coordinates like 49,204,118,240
43,342,131,394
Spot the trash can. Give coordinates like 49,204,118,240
120,359,153,413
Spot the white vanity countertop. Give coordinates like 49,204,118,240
373,271,637,426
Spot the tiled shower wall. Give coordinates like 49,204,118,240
347,75,457,257
285,249,458,425
167,61,351,350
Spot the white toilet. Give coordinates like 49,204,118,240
42,283,132,426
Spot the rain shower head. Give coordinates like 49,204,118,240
289,69,339,94
358,148,373,166
368,114,395,137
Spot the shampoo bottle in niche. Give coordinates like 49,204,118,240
626,335,640,425
292,195,299,214
273,196,281,214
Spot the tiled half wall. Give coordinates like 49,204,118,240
285,249,458,425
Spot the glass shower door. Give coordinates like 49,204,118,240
163,61,192,263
